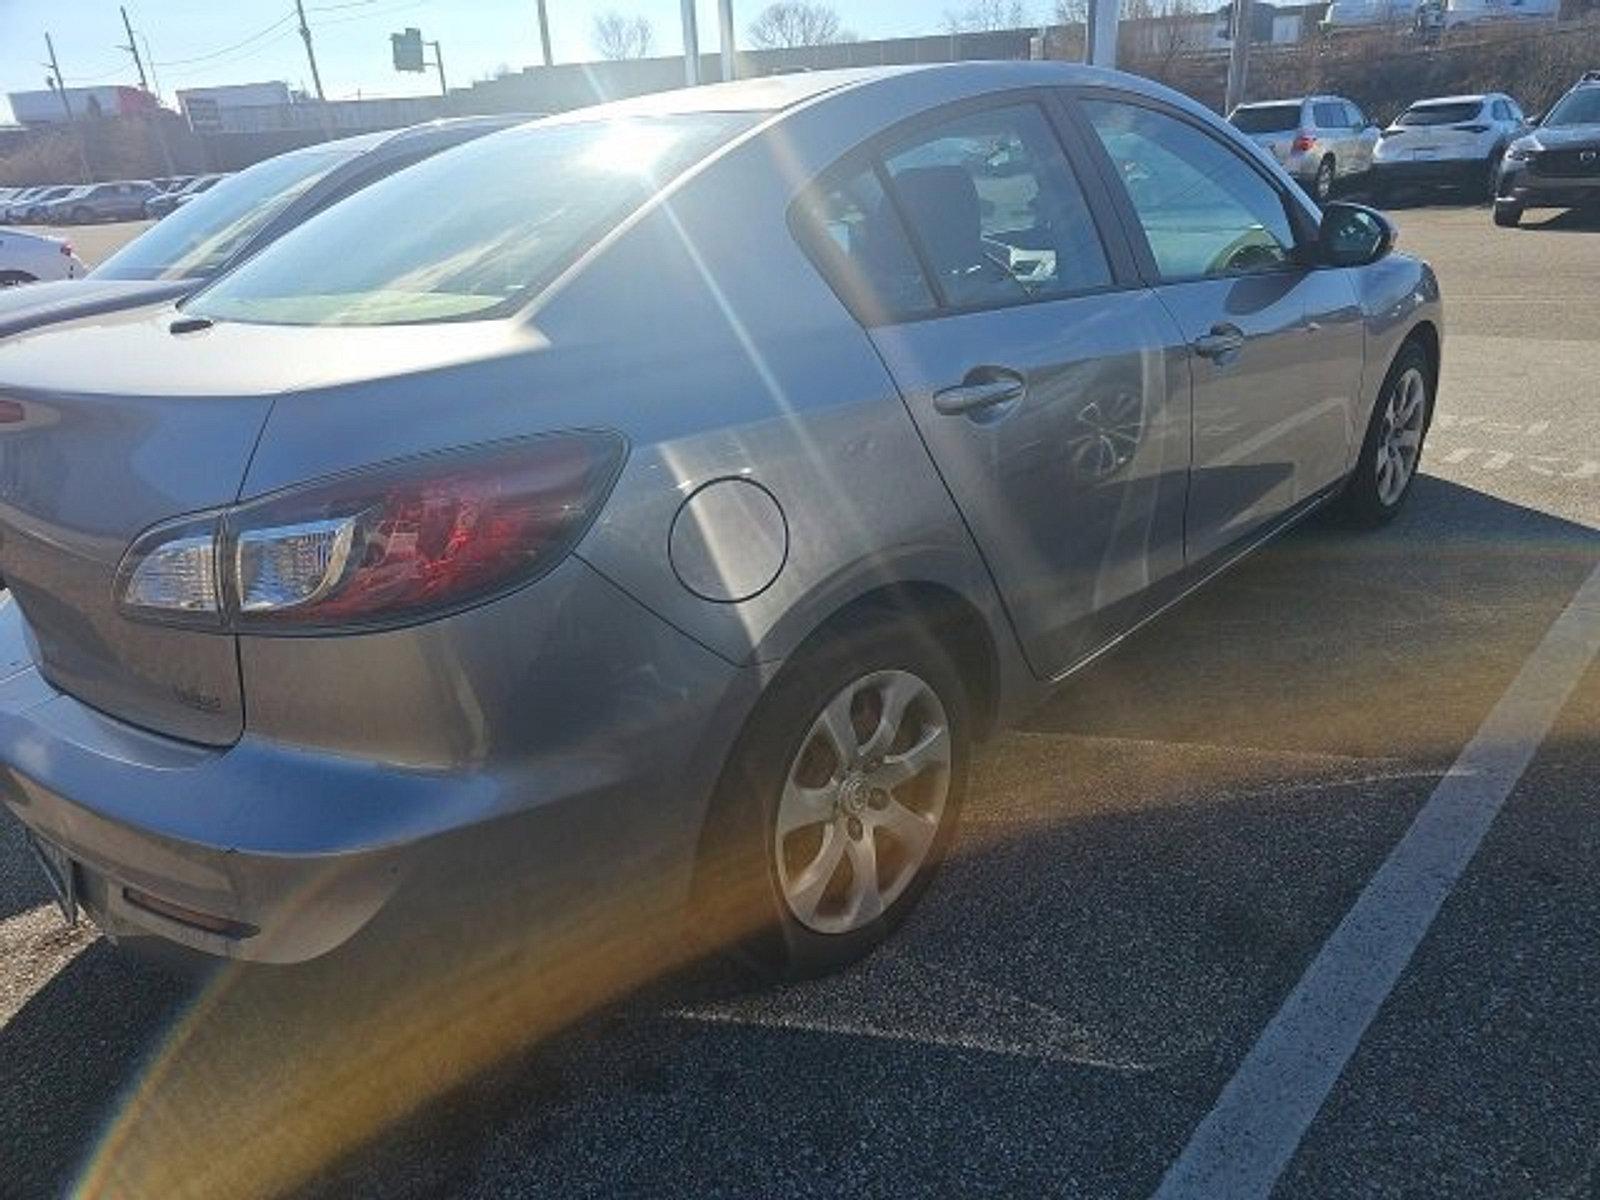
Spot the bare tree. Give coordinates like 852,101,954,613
943,0,1032,32
1053,0,1089,25
592,11,654,59
747,2,852,47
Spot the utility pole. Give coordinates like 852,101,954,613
295,0,327,101
681,0,701,85
119,6,149,91
1084,0,1117,67
535,0,554,66
717,0,736,82
1224,0,1253,113
43,34,92,182
43,34,73,123
430,40,447,97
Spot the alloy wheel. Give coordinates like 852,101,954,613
1376,365,1427,506
774,669,951,935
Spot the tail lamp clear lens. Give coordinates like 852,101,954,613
115,432,626,634
118,520,223,622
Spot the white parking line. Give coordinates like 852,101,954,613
1153,558,1600,1200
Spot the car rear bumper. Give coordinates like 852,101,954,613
1373,156,1485,187
0,565,758,964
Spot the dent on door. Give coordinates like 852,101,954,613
871,289,1192,678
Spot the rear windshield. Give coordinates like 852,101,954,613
93,149,352,281
188,114,757,327
1397,101,1484,126
1230,105,1303,134
1545,88,1600,127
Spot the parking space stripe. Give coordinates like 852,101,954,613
1152,559,1600,1200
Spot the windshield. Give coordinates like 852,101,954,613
1230,105,1303,134
1544,87,1600,127
1397,101,1485,126
189,114,757,326
93,150,352,282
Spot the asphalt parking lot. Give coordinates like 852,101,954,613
2,205,1598,1200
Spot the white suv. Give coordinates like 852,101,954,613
1373,93,1528,202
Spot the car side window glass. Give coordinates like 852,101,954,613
790,164,938,325
880,103,1112,309
1346,104,1367,129
1081,99,1297,282
1313,102,1345,128
1493,100,1512,120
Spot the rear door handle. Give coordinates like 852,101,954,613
933,372,1026,416
1193,323,1246,362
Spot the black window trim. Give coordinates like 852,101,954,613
786,87,1145,330
1058,84,1324,290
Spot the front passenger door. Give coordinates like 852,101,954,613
1076,95,1364,563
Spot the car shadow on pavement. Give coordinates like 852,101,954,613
1521,208,1600,233
0,474,1595,1200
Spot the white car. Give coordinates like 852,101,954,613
1372,93,1529,202
0,226,86,287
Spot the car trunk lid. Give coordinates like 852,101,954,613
0,306,301,745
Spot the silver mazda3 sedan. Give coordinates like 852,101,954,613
0,63,1441,978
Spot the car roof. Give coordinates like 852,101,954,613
1408,94,1492,106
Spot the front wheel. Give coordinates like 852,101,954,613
1493,199,1523,227
697,616,970,980
1333,339,1434,527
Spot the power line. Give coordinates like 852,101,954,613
151,12,297,67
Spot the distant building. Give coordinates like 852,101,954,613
7,85,161,126
176,82,294,132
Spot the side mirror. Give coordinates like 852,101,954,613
1318,201,1396,267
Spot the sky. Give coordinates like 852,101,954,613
0,0,1050,122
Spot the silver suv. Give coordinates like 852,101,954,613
1494,77,1600,227
1230,95,1381,202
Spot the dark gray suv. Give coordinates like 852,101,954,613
1494,77,1600,226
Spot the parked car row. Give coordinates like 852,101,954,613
0,66,1443,982
1229,73,1600,226
0,175,234,226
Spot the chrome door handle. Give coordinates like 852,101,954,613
933,374,1025,416
1193,323,1246,362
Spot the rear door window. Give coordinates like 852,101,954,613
880,103,1112,309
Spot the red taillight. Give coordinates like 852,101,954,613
1292,132,1316,153
59,242,73,257
116,432,626,633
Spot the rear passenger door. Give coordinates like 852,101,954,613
1070,92,1364,562
793,96,1193,678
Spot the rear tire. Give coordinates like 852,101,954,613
70,206,92,224
1333,339,1434,527
0,271,36,288
1493,199,1523,227
695,613,971,981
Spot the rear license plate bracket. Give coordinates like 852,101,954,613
25,832,78,926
